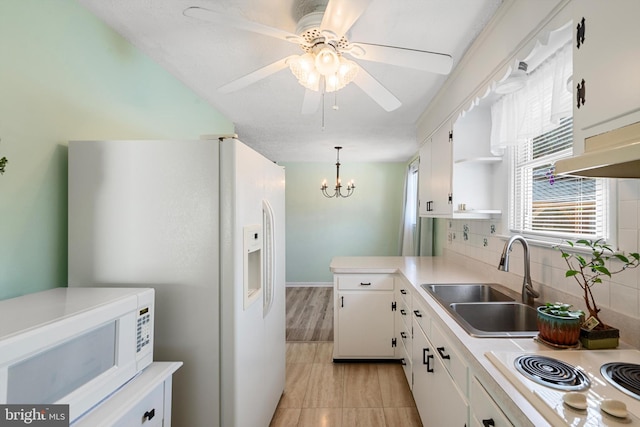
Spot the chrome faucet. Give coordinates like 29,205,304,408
497,235,540,306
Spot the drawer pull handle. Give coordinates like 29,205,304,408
144,408,156,421
400,289,407,295
437,347,450,360
423,348,434,373
414,310,422,318
360,282,371,286
400,309,407,315
401,358,407,366
482,418,495,427
401,332,407,339
341,296,344,308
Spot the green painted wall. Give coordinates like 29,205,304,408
0,0,233,300
283,162,405,283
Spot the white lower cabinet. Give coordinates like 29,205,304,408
412,310,469,427
334,274,396,359
74,362,182,427
470,376,513,427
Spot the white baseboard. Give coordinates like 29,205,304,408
286,282,333,288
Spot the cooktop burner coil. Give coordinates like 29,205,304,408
601,362,640,400
514,355,590,391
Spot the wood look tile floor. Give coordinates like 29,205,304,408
270,342,422,427
286,287,333,342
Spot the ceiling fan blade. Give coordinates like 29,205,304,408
352,66,401,112
320,0,372,41
218,56,297,93
301,89,321,114
348,42,453,75
184,7,307,46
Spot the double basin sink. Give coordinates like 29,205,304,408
421,283,539,338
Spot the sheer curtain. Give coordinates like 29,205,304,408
399,159,420,255
490,42,572,154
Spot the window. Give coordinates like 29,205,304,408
400,159,419,255
491,41,609,242
511,117,609,239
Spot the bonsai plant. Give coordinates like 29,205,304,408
558,239,640,348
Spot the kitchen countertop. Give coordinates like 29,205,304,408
330,255,555,427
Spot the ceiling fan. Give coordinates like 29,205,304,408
183,0,453,113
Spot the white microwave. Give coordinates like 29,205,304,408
0,287,154,423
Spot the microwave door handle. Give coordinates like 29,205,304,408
262,199,276,318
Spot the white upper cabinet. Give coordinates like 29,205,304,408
418,107,503,219
418,122,452,217
572,0,640,149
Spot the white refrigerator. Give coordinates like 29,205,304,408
67,137,286,427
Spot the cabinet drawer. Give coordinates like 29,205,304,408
115,382,165,427
337,274,394,290
470,376,512,427
397,296,411,330
400,342,412,390
431,320,468,395
412,296,430,336
397,281,412,306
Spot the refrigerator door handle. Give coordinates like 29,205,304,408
262,199,276,318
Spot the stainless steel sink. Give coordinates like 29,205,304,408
449,302,539,338
421,283,515,304
421,283,539,338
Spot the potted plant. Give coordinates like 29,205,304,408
558,239,640,349
537,302,583,347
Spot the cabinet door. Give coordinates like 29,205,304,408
419,123,452,217
470,376,512,427
336,291,395,357
412,319,468,426
573,0,640,144
412,319,433,422
418,140,434,216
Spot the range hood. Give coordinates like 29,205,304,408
555,121,640,178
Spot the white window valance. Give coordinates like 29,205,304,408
490,42,573,155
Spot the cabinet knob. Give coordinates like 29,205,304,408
400,309,407,315
143,408,156,421
400,289,407,295
413,310,422,318
401,331,407,339
482,418,495,427
576,17,586,49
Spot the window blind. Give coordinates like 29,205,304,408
511,117,608,239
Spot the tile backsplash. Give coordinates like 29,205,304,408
442,179,640,349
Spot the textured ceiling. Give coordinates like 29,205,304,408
78,0,503,163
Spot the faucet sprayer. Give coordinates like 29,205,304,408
497,235,540,306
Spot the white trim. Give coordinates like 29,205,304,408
286,282,333,288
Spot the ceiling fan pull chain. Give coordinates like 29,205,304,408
333,89,339,110
321,89,325,131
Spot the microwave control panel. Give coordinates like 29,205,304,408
136,306,152,353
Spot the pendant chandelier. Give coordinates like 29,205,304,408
321,146,355,198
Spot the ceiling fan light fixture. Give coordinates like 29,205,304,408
288,54,320,91
314,45,340,76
